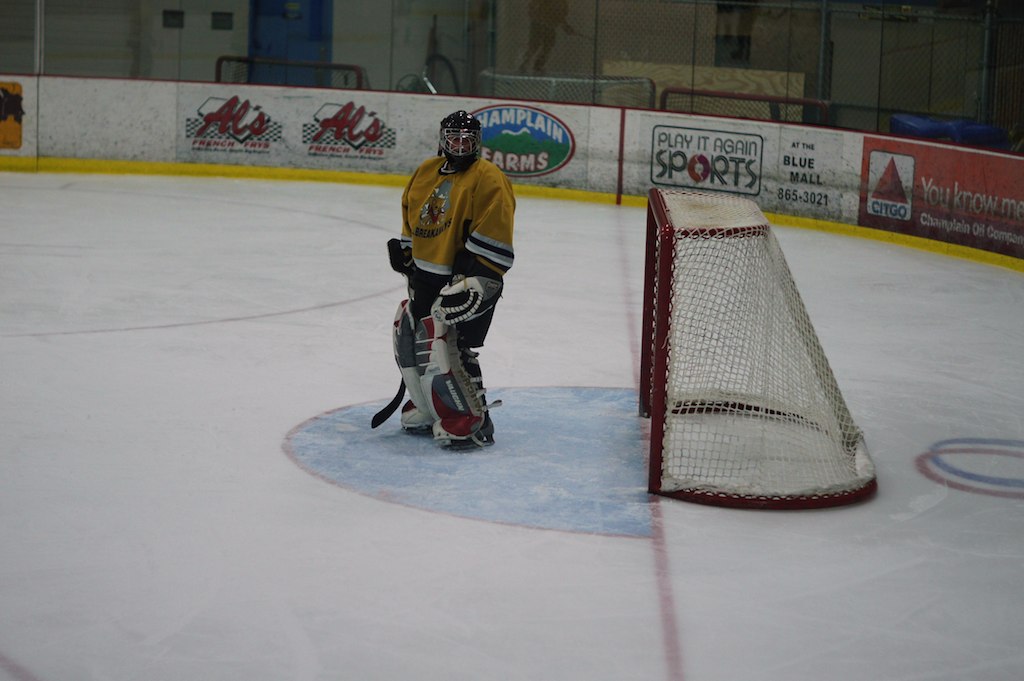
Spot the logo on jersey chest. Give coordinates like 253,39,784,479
415,180,454,238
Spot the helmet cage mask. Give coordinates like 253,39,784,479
439,127,481,159
437,110,481,170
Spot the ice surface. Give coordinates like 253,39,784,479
1,172,1022,681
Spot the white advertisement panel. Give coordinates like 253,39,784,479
6,74,1020,267
462,101,619,195
176,85,469,175
38,77,178,162
173,86,623,195
623,109,863,223
766,125,861,223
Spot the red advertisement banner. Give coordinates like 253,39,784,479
859,137,1024,260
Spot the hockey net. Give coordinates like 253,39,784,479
639,189,876,509
477,69,655,108
659,87,830,125
215,55,368,90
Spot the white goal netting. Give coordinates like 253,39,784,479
641,189,876,509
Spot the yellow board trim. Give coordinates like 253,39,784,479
1,156,1019,273
763,211,1024,274
0,156,409,187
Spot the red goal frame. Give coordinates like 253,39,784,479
639,189,877,509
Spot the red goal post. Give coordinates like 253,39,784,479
640,188,877,509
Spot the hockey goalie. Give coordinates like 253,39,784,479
375,109,515,449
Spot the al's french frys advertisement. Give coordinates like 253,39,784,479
860,137,1024,259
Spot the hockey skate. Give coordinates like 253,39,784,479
434,412,495,450
399,400,434,433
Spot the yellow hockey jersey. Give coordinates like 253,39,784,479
401,156,515,278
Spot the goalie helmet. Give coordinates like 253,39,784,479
438,110,481,171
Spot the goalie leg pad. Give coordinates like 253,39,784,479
426,346,494,448
396,301,494,446
417,318,493,447
392,299,433,431
428,373,482,437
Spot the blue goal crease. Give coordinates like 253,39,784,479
284,387,654,537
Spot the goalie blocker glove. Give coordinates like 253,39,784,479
433,274,502,325
387,238,415,278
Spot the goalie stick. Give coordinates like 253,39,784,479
370,379,405,428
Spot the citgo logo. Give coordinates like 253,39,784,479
472,104,575,177
866,150,914,221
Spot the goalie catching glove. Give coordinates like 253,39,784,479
433,274,503,325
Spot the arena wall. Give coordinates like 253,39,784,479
1,74,1021,269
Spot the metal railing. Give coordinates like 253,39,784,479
660,86,830,125
215,56,369,91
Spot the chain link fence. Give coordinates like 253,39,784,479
486,0,1021,142
2,0,1019,146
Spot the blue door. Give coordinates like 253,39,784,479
249,0,332,87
